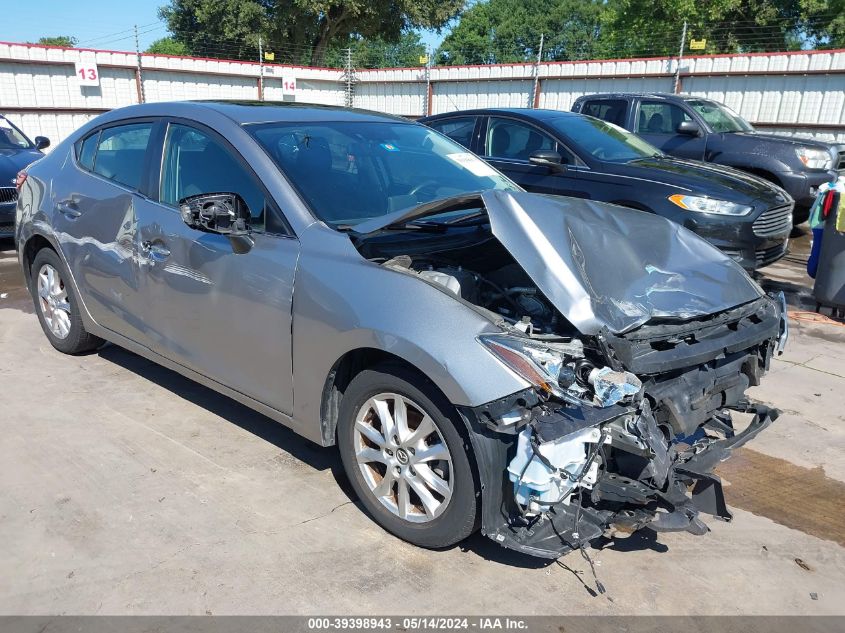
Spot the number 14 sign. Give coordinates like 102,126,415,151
75,61,100,87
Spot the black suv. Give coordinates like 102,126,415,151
572,93,844,223
0,115,49,237
421,108,792,271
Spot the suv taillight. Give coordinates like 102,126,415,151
15,170,27,191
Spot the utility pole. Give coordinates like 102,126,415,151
531,33,544,108
423,46,432,117
673,20,688,94
258,36,264,101
343,47,354,108
134,24,145,104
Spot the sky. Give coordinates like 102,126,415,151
3,0,446,53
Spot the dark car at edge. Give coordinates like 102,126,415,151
0,115,49,238
571,92,845,223
420,108,793,271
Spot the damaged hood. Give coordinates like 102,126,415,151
482,191,763,334
353,190,763,335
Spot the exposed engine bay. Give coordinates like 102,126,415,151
352,192,787,559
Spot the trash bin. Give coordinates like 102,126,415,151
813,177,845,313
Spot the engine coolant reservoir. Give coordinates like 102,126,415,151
507,425,602,511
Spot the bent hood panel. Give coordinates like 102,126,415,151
482,191,763,334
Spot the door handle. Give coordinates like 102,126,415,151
141,240,171,259
56,201,81,218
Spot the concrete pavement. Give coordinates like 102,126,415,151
1,236,844,615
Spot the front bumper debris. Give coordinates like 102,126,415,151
463,402,778,560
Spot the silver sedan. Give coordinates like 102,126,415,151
15,101,786,559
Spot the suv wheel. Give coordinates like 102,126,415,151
337,365,478,549
30,248,103,354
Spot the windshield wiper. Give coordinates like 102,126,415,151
411,209,488,228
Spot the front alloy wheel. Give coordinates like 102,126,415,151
338,365,478,549
353,393,454,523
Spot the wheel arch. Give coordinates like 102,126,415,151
19,230,100,334
320,348,445,447
20,232,58,291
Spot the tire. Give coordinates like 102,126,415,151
337,364,478,549
29,248,103,354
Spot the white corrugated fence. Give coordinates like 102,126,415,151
1,41,843,148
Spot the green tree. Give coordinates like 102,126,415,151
33,36,77,48
436,0,840,65
601,0,841,58
146,37,189,56
436,0,607,65
159,0,463,66
334,31,428,68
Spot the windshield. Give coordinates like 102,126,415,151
249,121,517,226
687,100,753,133
549,116,660,163
0,118,33,150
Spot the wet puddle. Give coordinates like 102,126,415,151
716,447,845,547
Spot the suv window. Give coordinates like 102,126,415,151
580,100,628,127
91,123,153,190
160,123,271,232
485,117,557,161
427,117,476,150
637,101,692,135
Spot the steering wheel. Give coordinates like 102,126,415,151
409,179,441,199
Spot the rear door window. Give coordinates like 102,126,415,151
637,101,693,135
426,117,477,150
92,123,153,190
579,100,628,127
484,117,558,161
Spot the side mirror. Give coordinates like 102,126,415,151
34,136,50,150
529,149,566,172
676,121,701,137
179,192,254,254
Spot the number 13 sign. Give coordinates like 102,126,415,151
75,61,100,87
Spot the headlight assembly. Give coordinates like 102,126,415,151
477,334,568,397
668,194,753,216
795,147,833,170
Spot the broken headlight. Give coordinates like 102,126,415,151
478,334,569,398
668,194,753,216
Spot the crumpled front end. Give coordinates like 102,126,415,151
352,188,788,559
461,293,787,559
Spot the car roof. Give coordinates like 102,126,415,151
574,93,711,102
422,108,581,121
102,100,413,125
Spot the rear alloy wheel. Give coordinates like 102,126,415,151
338,366,478,549
30,248,102,354
36,263,71,340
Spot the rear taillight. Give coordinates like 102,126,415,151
15,170,27,191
